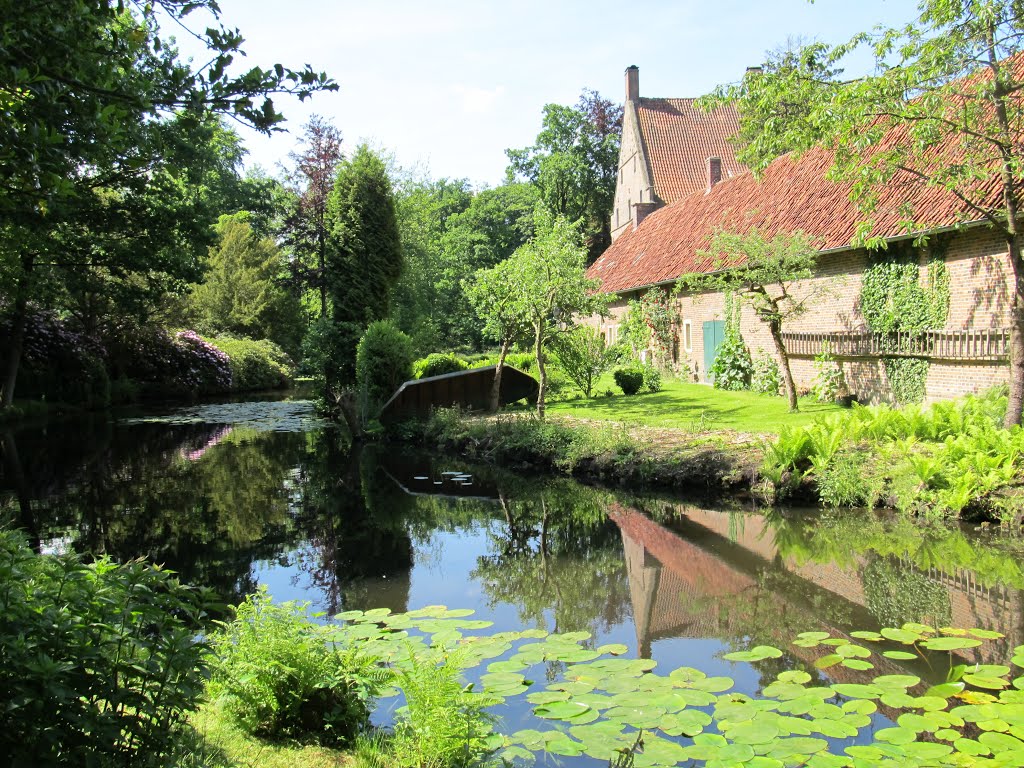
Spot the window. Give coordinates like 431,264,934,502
684,320,692,353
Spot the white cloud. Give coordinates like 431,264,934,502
451,84,506,114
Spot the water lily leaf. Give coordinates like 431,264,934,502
659,708,712,736
692,676,735,693
978,718,1012,732
841,659,874,671
727,719,781,745
911,696,951,711
805,754,850,768
668,666,707,683
903,741,954,759
336,609,364,620
527,691,569,705
970,629,1006,640
850,630,883,641
777,670,812,685
954,737,992,756
880,691,915,709
821,638,852,646
604,705,667,729
595,643,628,656
880,628,921,644
548,680,594,696
935,728,961,741
874,726,917,745
874,674,921,689
814,654,843,669
923,636,983,651
797,631,832,642
882,650,918,660
764,736,829,759
551,630,591,643
718,743,756,763
926,682,965,698
534,701,592,720
837,643,871,658
832,683,883,699
980,731,1024,753
724,645,784,662
499,746,536,765
964,674,1010,690
543,736,584,756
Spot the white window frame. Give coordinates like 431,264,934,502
683,319,693,353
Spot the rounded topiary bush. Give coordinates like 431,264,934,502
357,320,414,410
413,352,467,379
211,337,293,392
613,367,645,396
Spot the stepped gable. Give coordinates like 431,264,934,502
637,98,744,203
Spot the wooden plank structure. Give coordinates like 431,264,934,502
379,365,538,423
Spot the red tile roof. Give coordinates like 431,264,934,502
588,122,1004,295
636,98,745,203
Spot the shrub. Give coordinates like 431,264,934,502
613,367,645,396
356,320,415,413
811,341,846,403
207,589,386,745
0,308,110,408
751,351,781,396
709,333,753,391
209,336,293,391
413,352,467,379
552,326,615,398
174,331,233,393
641,364,662,393
0,530,213,766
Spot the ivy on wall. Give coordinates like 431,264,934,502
859,239,950,404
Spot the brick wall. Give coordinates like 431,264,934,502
592,226,1013,403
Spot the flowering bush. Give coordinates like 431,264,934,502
0,307,109,407
174,331,233,394
101,324,232,397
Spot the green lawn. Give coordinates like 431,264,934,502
546,377,847,434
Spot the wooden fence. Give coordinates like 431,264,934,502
782,328,1010,361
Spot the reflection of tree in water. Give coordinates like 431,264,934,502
1,422,307,606
863,556,952,629
471,481,630,638
292,434,413,615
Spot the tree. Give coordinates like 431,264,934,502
187,213,304,356
464,259,530,411
552,327,615,398
706,1,1024,426
0,0,335,409
280,116,345,318
504,209,607,417
506,91,622,261
390,175,472,351
437,183,539,349
686,229,825,411
321,145,403,391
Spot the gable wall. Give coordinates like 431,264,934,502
589,226,1013,404
611,101,657,242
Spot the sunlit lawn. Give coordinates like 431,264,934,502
546,376,847,434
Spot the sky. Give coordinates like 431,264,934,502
172,0,921,188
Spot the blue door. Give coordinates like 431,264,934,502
702,320,725,384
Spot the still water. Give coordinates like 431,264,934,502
3,397,1024,752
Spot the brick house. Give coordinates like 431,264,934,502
587,66,1013,404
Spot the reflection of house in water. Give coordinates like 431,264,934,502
611,503,1024,665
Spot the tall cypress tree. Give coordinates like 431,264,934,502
322,145,403,387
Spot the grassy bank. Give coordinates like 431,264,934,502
547,377,846,433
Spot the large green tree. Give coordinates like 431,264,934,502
503,208,607,417
506,91,621,262
319,145,403,390
0,0,334,409
187,213,304,355
707,0,1024,426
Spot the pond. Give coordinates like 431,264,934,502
3,396,1023,761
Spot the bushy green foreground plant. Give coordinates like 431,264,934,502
614,367,645,396
207,589,389,745
762,389,1022,516
751,351,781,396
233,600,1024,768
0,530,214,767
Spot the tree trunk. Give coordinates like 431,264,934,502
1,261,33,410
490,338,511,412
1006,297,1024,428
767,318,799,412
534,325,547,419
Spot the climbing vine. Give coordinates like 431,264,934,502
639,288,678,364
859,239,950,404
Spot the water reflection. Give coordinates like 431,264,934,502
2,400,1024,688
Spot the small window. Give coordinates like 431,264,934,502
684,320,693,353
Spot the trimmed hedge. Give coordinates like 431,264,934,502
413,352,467,379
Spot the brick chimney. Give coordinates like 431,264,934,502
706,156,723,193
625,65,639,102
